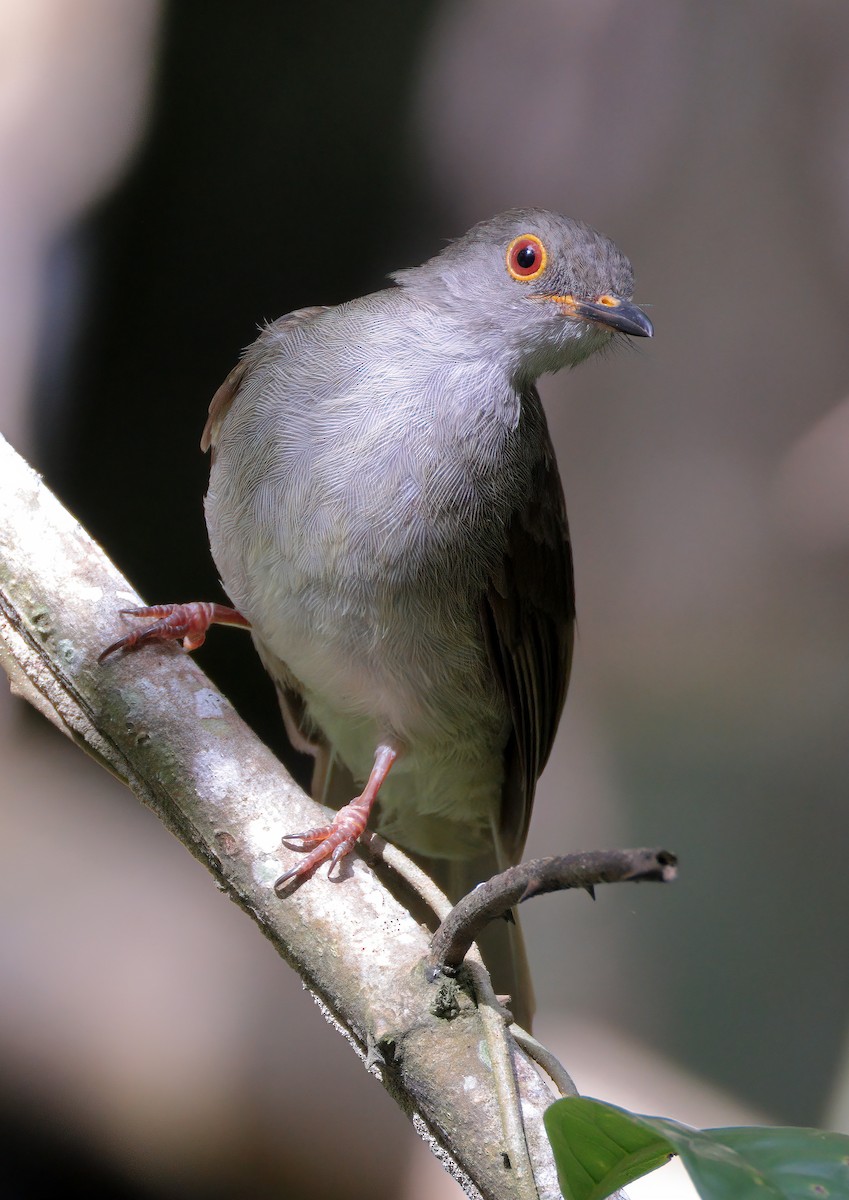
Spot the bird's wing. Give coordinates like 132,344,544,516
481,406,576,862
201,305,332,770
200,306,330,453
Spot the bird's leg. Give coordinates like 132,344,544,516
99,602,251,661
276,743,398,888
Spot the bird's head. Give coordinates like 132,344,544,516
392,208,653,382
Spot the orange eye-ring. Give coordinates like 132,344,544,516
506,234,547,282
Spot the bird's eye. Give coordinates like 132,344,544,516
506,234,547,282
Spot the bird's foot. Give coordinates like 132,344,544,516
275,743,397,891
276,796,372,889
99,601,250,661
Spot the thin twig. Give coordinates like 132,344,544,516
509,1030,578,1098
428,849,677,975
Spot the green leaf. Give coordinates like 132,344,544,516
545,1097,849,1200
654,1121,849,1200
543,1097,672,1200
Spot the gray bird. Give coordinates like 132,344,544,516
102,209,653,1029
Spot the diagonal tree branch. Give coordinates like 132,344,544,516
0,434,563,1200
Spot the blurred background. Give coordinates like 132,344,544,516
2,1,849,1197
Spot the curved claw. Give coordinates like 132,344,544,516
99,606,197,661
99,602,250,662
275,835,352,889
275,798,372,891
281,824,336,850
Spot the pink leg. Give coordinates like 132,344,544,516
99,601,251,661
275,744,397,889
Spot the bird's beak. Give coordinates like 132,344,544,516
549,293,654,338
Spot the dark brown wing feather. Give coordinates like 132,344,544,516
482,401,575,863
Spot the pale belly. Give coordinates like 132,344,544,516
212,528,511,858
202,361,535,857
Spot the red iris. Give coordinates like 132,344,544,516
506,234,547,281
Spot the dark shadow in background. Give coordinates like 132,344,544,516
35,0,440,773
20,3,438,1198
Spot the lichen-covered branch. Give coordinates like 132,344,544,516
0,434,561,1200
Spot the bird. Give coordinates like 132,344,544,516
101,208,653,1029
